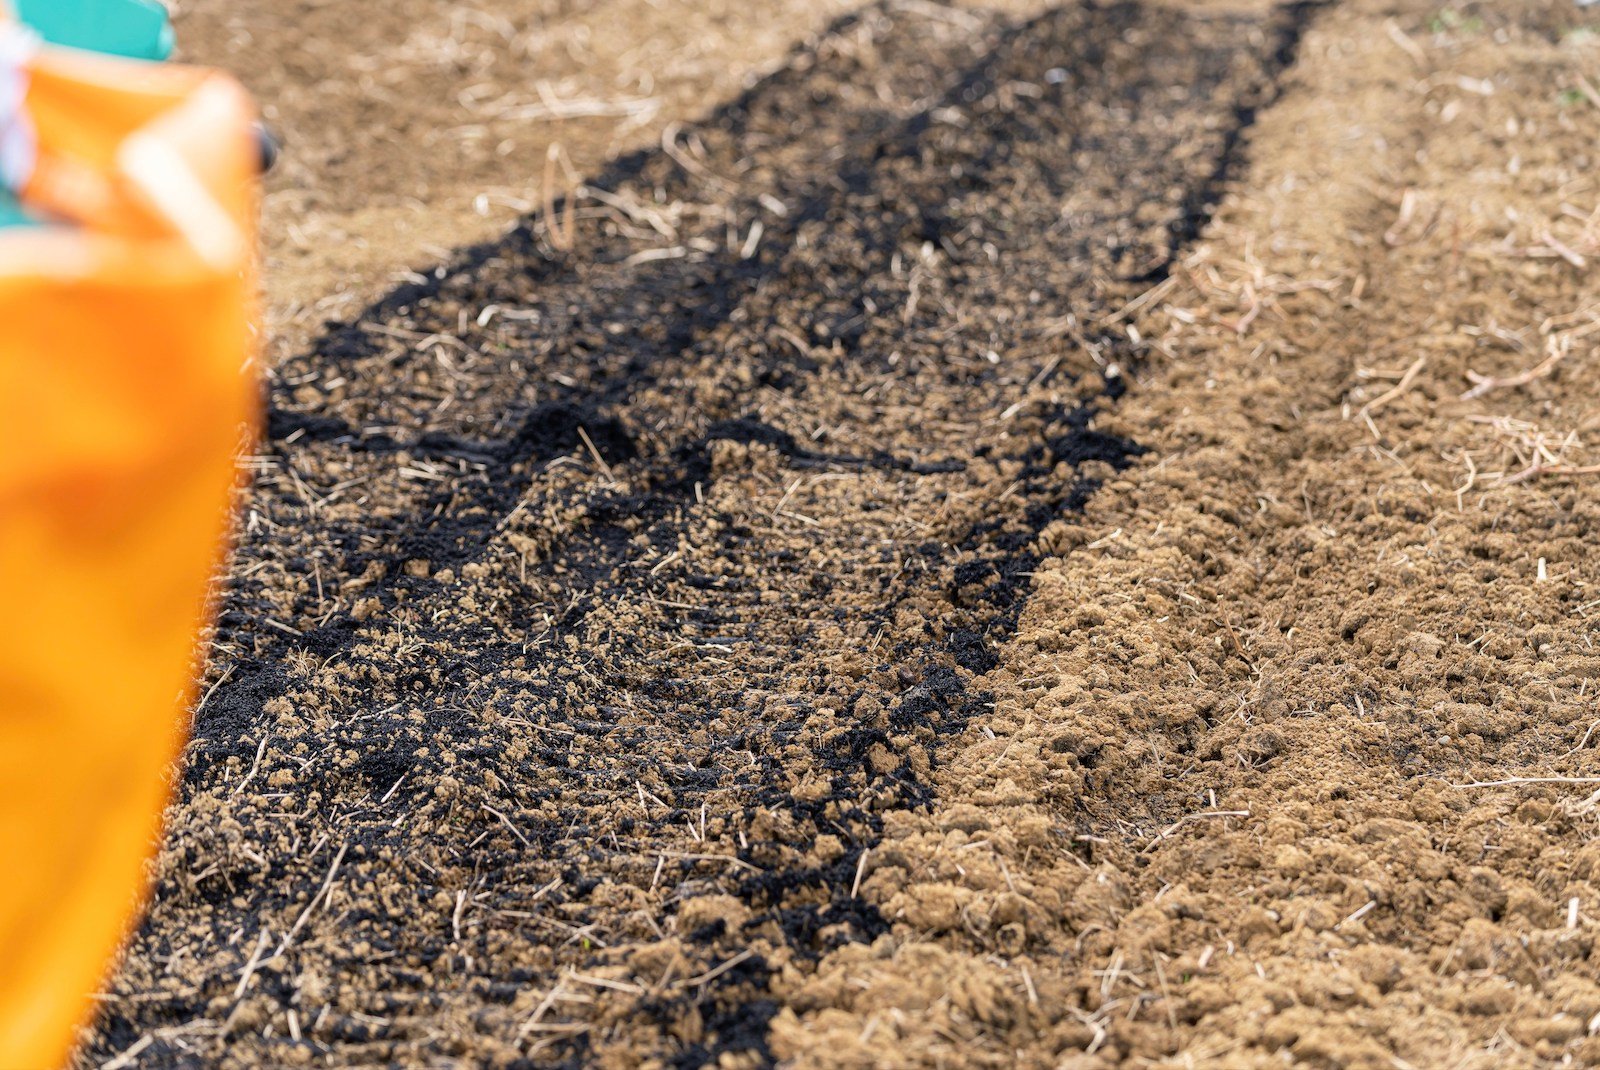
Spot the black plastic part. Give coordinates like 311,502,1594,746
255,122,280,174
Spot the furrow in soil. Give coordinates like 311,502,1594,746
90,2,1310,1066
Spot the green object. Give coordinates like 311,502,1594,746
12,0,174,62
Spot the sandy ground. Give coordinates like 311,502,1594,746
82,0,1600,1067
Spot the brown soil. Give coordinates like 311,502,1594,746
777,1,1600,1066
83,0,1600,1067
173,0,1040,356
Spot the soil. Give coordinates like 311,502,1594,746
83,0,1600,1067
171,0,1041,357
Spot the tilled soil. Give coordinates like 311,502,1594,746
174,0,1041,356
86,0,1600,1067
776,1,1600,1067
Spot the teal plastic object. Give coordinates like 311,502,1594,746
12,0,174,61
0,191,29,228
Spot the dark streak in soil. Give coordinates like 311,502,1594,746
92,2,1323,1067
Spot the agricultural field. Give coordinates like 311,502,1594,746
83,0,1600,1066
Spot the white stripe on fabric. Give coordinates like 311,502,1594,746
0,23,38,192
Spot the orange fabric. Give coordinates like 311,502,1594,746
0,43,259,1070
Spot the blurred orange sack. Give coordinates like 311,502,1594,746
0,30,260,1070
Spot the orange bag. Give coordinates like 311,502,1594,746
0,31,259,1069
